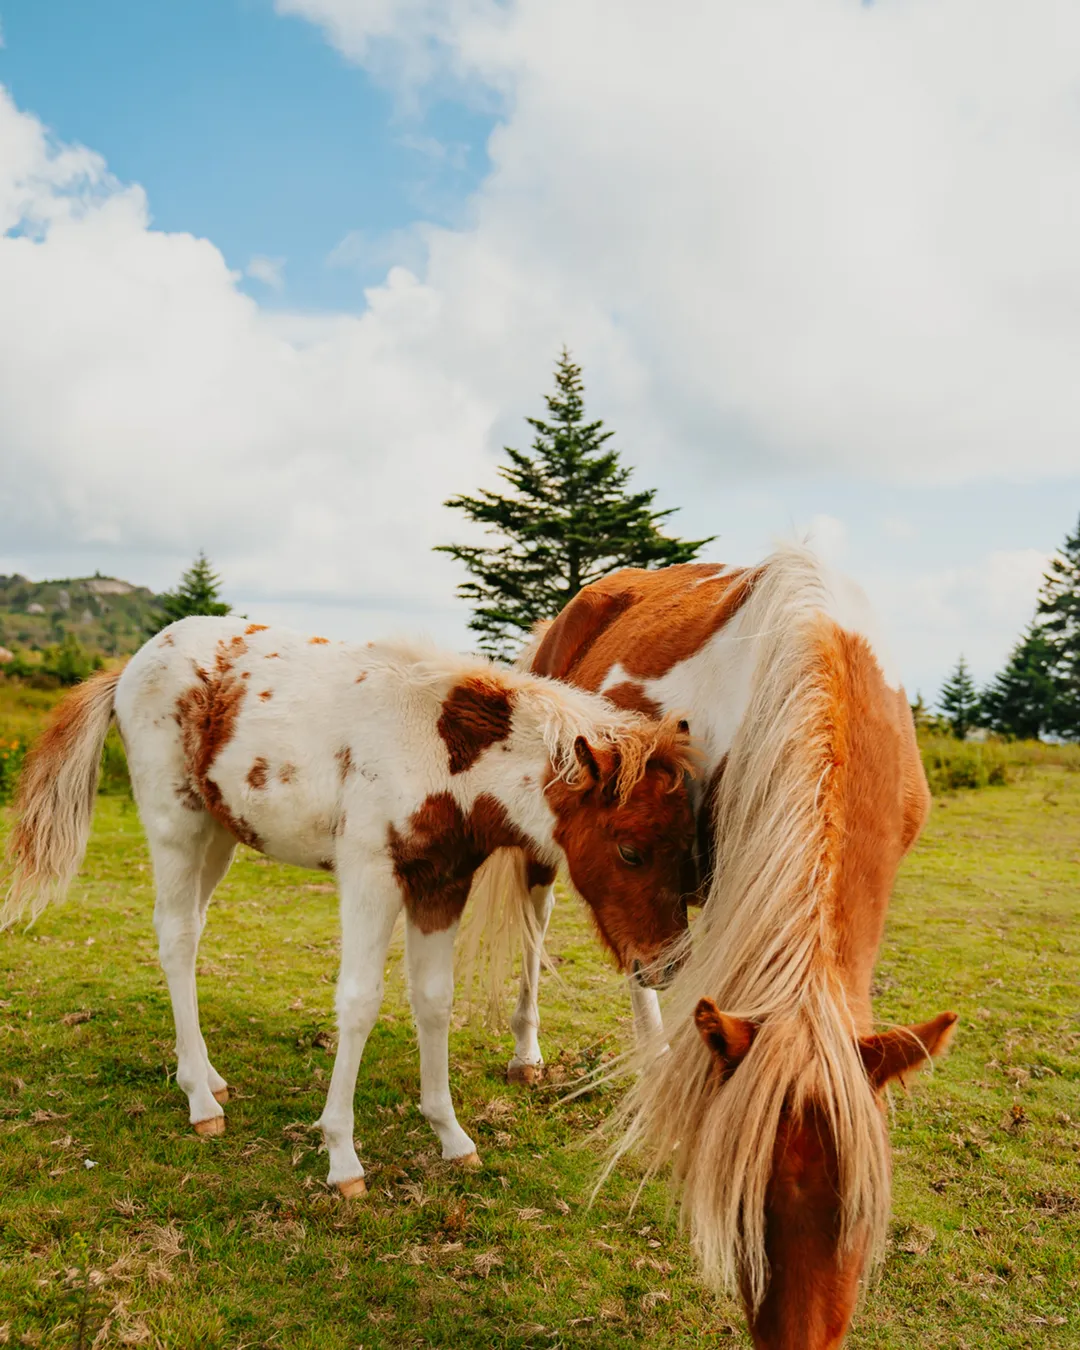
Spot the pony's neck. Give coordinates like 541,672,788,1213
467,674,627,865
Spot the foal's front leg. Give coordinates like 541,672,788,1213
628,980,665,1049
406,917,478,1165
318,860,401,1197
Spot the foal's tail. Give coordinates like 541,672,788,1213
2,668,122,930
457,847,544,1025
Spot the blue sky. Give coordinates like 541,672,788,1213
0,0,1077,700
0,0,494,306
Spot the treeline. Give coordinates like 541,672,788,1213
933,519,1079,741
1,553,231,688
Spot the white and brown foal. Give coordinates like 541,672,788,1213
5,617,695,1196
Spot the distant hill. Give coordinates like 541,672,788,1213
0,574,163,657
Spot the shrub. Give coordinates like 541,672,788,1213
0,674,130,803
919,735,1013,794
0,735,27,805
918,732,1080,793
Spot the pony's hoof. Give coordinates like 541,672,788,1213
212,1087,229,1106
452,1151,482,1170
194,1115,225,1138
337,1176,367,1199
507,1062,543,1086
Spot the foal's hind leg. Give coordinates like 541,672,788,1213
149,816,230,1135
508,882,555,1084
197,829,236,1105
406,917,477,1164
318,857,401,1197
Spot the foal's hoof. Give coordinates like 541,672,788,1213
507,1062,543,1086
337,1176,367,1199
193,1115,225,1138
452,1151,482,1170
212,1087,229,1106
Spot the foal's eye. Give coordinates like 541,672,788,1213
618,844,644,867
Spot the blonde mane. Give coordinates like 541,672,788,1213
605,544,891,1309
367,636,694,800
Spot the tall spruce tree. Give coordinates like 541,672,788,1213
1037,513,1080,738
979,626,1058,740
939,655,980,740
437,350,714,659
150,552,231,633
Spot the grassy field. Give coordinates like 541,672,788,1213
0,764,1078,1348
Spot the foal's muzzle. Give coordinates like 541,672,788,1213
631,956,681,991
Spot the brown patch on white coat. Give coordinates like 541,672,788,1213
532,562,759,688
437,675,514,775
335,746,354,782
389,792,537,935
174,642,261,851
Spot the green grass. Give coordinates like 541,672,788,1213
1,768,1078,1348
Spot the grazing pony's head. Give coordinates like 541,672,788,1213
546,714,696,985
693,1001,957,1349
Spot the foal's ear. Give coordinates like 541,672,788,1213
859,1011,958,1091
573,736,603,787
694,998,756,1075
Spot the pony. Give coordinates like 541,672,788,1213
494,546,956,1348
2,617,697,1198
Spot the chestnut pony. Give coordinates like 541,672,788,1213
3,619,695,1194
515,545,957,1349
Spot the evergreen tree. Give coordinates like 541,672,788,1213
980,626,1058,740
437,350,714,659
151,552,231,633
938,655,979,739
909,692,948,736
1037,513,1080,738
42,632,101,686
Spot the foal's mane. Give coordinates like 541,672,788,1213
370,638,694,796
605,544,892,1309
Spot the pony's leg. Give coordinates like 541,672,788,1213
318,859,401,1197
150,819,227,1134
508,883,555,1085
628,980,665,1049
406,917,477,1164
197,829,236,1105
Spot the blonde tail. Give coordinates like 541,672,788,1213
458,847,545,1026
2,668,122,929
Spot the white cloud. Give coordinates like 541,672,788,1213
245,254,286,289
326,225,429,278
0,87,493,643
868,548,1051,696
804,513,848,565
4,1,1080,687
882,516,917,542
279,0,1080,484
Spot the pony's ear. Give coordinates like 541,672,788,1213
573,736,602,786
694,998,756,1075
859,1011,958,1091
